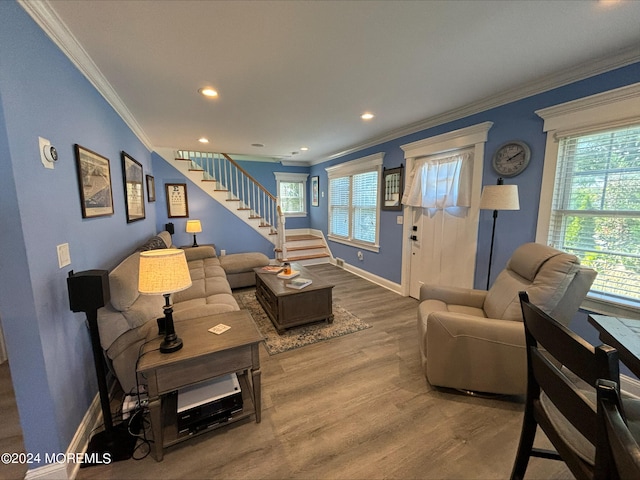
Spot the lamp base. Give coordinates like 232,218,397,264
160,336,183,353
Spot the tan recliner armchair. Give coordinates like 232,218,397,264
418,242,597,395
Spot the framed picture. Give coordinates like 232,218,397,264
74,144,114,218
165,183,189,218
311,176,319,207
381,165,404,211
146,175,156,202
121,152,145,223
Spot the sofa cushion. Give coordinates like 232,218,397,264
138,233,170,251
183,245,217,262
108,252,141,311
220,252,269,274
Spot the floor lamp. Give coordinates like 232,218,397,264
479,178,520,290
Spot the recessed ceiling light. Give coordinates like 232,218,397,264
361,112,375,120
198,87,218,98
300,147,309,151
198,137,209,143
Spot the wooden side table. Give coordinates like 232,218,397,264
137,310,263,461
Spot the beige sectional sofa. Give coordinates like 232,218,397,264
97,231,269,392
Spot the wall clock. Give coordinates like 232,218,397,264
492,140,531,177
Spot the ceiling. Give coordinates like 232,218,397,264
23,0,640,163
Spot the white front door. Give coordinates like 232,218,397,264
409,206,479,299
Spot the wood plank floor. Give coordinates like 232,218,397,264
67,264,570,479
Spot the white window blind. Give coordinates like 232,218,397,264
549,124,640,305
326,153,382,251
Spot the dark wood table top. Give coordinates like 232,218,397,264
137,310,263,372
254,262,334,297
589,314,640,379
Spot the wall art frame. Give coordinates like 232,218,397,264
165,183,189,218
74,144,114,218
381,165,404,211
311,176,319,207
122,151,146,223
146,175,156,202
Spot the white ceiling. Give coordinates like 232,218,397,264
24,0,640,163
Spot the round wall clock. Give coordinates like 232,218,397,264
492,140,531,177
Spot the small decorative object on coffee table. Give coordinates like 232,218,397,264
254,263,334,334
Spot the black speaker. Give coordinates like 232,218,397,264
67,270,110,312
165,222,175,235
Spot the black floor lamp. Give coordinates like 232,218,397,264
67,270,137,465
479,178,520,290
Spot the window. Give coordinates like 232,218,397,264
549,125,640,305
274,172,308,217
326,153,383,251
536,83,640,314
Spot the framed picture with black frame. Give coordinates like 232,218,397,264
381,165,404,211
311,176,319,207
74,144,114,219
146,175,156,202
165,183,189,218
121,151,145,223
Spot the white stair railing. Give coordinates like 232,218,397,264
177,150,279,235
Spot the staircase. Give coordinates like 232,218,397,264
277,232,332,266
158,150,332,265
170,150,279,244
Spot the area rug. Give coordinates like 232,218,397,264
234,290,371,355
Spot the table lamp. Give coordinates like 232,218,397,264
479,178,520,289
185,219,202,247
138,249,192,353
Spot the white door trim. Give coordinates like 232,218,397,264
399,122,493,297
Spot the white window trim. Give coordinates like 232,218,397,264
274,172,309,217
535,82,640,317
326,152,384,252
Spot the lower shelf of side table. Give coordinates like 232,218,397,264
160,372,255,448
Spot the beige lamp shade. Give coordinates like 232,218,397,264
185,219,202,233
479,185,520,211
138,249,192,295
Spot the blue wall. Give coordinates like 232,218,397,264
0,2,157,465
310,63,640,287
1,0,640,468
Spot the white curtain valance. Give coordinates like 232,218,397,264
402,152,473,216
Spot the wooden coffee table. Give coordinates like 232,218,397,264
137,310,263,461
254,263,334,334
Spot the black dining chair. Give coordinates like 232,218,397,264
511,291,623,480
597,378,640,479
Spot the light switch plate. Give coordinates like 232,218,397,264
57,243,71,268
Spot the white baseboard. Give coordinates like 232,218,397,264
331,258,403,295
25,392,102,480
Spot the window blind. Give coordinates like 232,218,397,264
549,124,640,304
352,171,378,243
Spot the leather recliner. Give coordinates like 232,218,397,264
417,242,597,395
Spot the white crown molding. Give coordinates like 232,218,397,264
312,43,640,166
19,0,154,151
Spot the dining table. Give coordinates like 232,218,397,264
588,314,640,379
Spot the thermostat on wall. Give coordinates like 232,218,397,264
39,136,58,169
